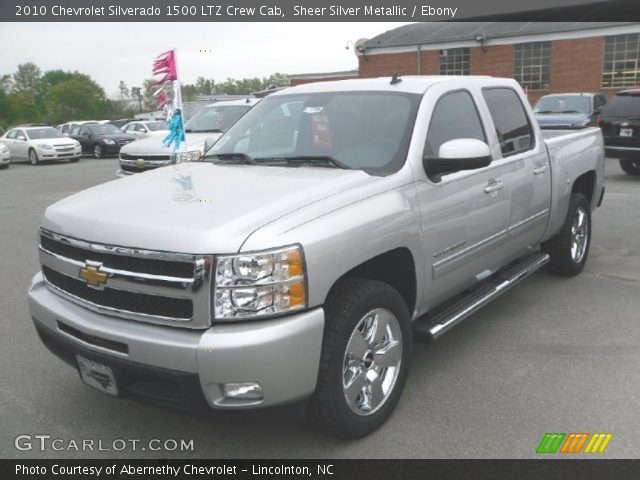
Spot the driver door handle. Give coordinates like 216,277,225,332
533,165,549,175
484,179,504,194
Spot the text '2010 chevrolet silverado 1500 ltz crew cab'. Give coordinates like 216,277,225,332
29,76,605,438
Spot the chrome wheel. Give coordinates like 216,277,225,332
94,144,102,158
29,149,38,165
571,206,589,263
342,308,402,416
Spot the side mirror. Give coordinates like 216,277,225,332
17,135,26,141
426,138,492,176
203,136,218,153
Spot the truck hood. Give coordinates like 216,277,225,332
41,162,375,253
119,132,222,155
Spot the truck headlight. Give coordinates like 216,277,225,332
214,245,307,320
176,150,203,162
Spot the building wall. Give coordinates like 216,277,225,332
359,36,632,105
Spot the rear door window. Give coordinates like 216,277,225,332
603,94,640,117
482,88,534,157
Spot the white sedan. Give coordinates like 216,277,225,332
121,120,169,139
0,142,10,169
1,125,82,165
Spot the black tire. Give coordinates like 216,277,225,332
542,193,591,276
93,143,104,159
28,148,39,166
311,278,411,438
619,157,640,176
0,163,8,170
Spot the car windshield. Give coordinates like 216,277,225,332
147,121,168,131
204,91,419,175
26,127,64,139
88,124,122,135
184,104,252,133
602,94,640,117
534,96,591,114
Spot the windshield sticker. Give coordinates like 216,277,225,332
303,106,324,114
311,113,332,149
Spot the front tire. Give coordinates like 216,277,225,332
542,193,591,276
619,157,640,176
311,278,411,438
28,149,40,166
93,143,104,159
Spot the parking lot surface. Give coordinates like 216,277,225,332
1,157,639,458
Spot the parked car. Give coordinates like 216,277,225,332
1,125,81,165
107,118,134,130
598,88,640,175
28,76,604,438
0,141,10,169
117,98,260,175
533,92,607,129
68,123,136,158
120,120,169,139
57,121,99,136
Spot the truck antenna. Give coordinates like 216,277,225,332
390,73,402,85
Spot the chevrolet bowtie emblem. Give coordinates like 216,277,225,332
79,262,108,289
136,159,145,169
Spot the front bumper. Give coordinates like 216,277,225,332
0,152,9,164
28,272,324,410
604,145,640,157
37,148,81,160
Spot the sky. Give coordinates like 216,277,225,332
0,23,409,97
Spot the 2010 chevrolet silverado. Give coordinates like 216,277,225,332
28,76,605,438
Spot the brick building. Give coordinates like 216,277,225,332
358,22,640,104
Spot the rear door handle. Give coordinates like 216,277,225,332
533,165,549,175
484,180,504,194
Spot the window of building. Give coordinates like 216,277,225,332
513,42,551,91
438,48,470,75
482,88,534,157
602,34,640,88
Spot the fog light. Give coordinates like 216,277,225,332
222,382,263,400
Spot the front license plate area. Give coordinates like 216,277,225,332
76,355,119,397
619,128,633,137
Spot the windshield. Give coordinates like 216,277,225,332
602,94,640,117
205,92,419,175
184,104,251,133
88,124,122,135
26,127,64,140
146,121,168,131
534,96,591,114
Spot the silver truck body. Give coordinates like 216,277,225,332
28,76,604,412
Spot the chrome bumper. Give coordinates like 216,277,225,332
28,272,324,409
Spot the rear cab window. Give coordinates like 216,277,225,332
603,92,640,117
482,88,535,157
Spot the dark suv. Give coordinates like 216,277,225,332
599,89,640,175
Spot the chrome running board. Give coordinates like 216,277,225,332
414,252,550,342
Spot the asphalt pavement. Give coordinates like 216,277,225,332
1,156,639,458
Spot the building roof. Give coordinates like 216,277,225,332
364,22,638,50
289,70,359,80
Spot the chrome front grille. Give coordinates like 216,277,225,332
39,229,213,328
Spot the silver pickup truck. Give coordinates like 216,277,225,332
28,76,605,438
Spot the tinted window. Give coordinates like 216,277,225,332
425,90,486,159
88,124,121,135
70,126,82,136
185,105,252,133
533,95,591,115
602,93,640,117
483,88,534,157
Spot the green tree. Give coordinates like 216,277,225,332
12,63,41,93
44,76,107,124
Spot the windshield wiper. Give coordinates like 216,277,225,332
559,110,581,114
253,156,350,169
536,110,555,114
206,152,256,165
184,128,223,133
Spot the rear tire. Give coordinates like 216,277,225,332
542,193,591,276
311,278,411,438
28,149,39,166
619,157,640,176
